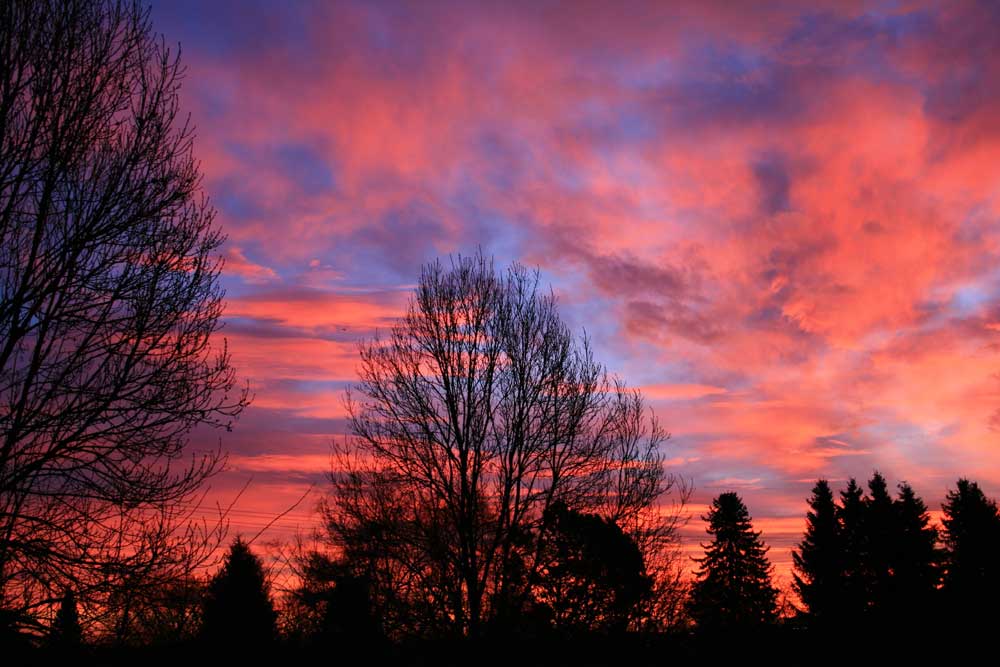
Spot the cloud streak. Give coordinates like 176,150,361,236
154,0,1000,580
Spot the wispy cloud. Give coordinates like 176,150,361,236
159,0,1000,575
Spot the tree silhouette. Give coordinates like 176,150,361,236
287,550,381,646
792,480,842,624
891,482,939,619
532,501,652,635
688,492,778,631
861,472,895,608
0,0,249,630
50,589,82,650
941,478,1000,628
201,538,276,648
324,251,687,637
847,473,939,622
836,477,867,618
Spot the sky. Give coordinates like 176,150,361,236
150,0,1000,584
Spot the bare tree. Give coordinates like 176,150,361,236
0,0,248,634
323,252,687,638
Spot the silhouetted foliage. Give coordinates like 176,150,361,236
860,472,896,616
286,550,381,646
201,538,276,648
891,482,939,618
941,478,1000,627
324,251,687,638
0,0,248,634
688,492,778,632
792,480,841,623
836,477,868,618
532,501,652,636
115,576,205,646
794,473,940,632
50,589,81,650
851,473,939,622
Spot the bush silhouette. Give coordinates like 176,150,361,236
533,501,652,635
201,538,277,647
50,589,82,650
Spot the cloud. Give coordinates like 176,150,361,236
224,247,279,284
153,0,1000,577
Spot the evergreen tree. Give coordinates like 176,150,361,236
891,482,939,617
862,471,895,614
792,480,842,623
201,537,277,647
50,588,82,649
836,478,867,617
688,492,778,632
941,479,1000,621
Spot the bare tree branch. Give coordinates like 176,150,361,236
0,0,250,638
322,251,687,638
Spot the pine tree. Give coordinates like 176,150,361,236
891,482,939,617
792,480,842,624
50,588,82,649
836,478,867,617
201,537,277,647
688,492,778,632
862,471,896,615
941,479,1000,623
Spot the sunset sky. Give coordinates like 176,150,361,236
151,1,1000,582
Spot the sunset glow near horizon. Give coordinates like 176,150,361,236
153,1,1000,583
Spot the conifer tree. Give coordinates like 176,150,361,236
688,492,778,631
50,589,82,649
792,480,841,623
892,482,939,616
837,478,867,617
941,479,1000,618
863,471,895,614
201,538,277,647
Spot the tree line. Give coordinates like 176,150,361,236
681,472,1000,639
38,470,1000,653
792,474,1000,634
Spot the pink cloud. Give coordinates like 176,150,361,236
151,0,1000,581
224,246,279,284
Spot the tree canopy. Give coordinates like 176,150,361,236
323,251,686,638
0,0,248,634
532,501,652,635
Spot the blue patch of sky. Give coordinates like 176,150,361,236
470,129,533,194
652,43,796,128
613,55,677,91
214,183,269,223
152,0,319,62
269,378,353,394
950,283,993,315
859,417,951,467
273,143,337,196
782,7,937,86
448,199,525,271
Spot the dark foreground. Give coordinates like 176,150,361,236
2,626,990,667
